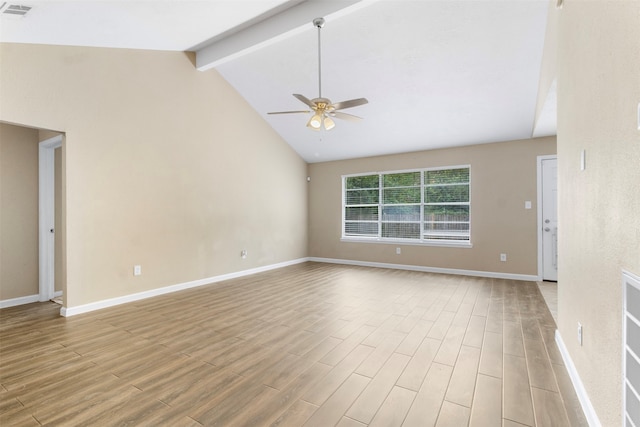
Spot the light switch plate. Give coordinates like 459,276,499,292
525,201,532,209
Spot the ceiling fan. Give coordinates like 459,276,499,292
268,17,368,131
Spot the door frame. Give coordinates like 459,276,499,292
537,154,558,281
39,135,62,301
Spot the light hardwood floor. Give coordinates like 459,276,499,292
0,262,587,426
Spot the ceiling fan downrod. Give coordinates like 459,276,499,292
313,17,324,98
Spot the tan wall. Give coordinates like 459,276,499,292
0,123,40,300
0,43,308,308
309,137,556,275
557,1,640,425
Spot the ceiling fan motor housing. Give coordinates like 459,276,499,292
311,98,333,112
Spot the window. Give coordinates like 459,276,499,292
343,166,470,245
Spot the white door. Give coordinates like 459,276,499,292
39,135,62,301
541,158,558,281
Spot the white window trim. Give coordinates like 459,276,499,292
342,165,471,247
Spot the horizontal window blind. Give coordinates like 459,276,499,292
343,166,470,244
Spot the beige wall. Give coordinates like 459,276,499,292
0,43,308,308
557,1,640,425
0,123,40,300
309,137,556,275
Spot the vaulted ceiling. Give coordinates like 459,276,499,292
0,0,556,163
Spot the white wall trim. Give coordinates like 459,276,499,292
60,258,309,317
0,294,40,309
308,257,539,281
555,330,602,426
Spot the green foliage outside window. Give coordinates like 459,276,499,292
345,174,378,189
425,168,469,185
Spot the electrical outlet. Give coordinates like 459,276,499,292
500,253,507,262
241,249,247,259
578,322,583,346
396,247,401,255
133,265,142,276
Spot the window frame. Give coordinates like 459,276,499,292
341,165,472,248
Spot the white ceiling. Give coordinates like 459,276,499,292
0,0,556,163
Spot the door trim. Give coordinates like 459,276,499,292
39,135,62,302
537,154,557,281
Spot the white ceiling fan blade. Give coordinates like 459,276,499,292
267,110,310,115
332,98,368,111
331,111,363,122
293,94,317,108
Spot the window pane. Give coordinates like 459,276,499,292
423,233,470,241
424,222,470,232
382,222,420,239
425,184,469,203
343,167,470,244
383,172,421,187
424,217,470,239
346,175,379,190
383,187,420,204
382,205,420,221
345,206,378,221
345,189,379,205
424,205,470,222
345,222,378,236
425,168,469,185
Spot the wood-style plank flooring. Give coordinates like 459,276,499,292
0,262,587,426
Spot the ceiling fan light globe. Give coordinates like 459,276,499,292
323,116,335,130
307,114,322,129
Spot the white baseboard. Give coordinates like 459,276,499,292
308,257,540,281
61,257,309,317
555,330,602,426
0,294,40,309
1,290,65,309
11,256,535,315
